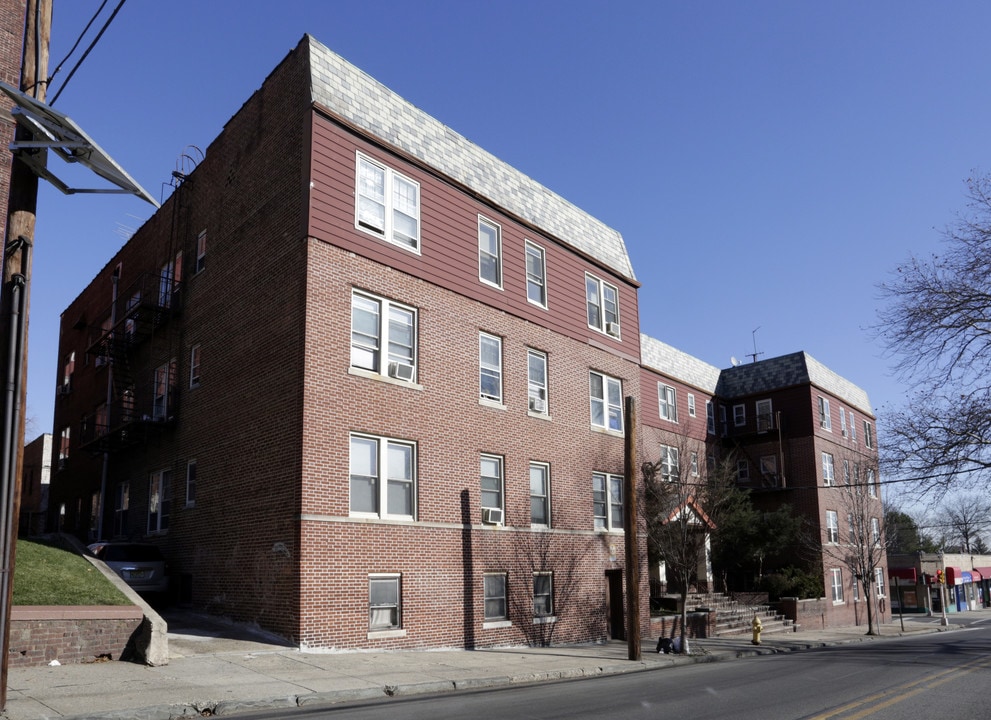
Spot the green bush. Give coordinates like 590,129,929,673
761,566,823,600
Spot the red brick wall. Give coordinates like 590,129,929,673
8,606,143,667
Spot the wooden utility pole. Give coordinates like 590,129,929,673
623,396,641,661
0,0,50,709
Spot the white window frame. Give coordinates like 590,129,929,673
350,290,418,382
58,426,70,470
756,398,773,433
831,568,844,603
349,433,417,520
849,412,857,441
843,459,851,485
864,421,874,449
658,383,678,423
826,510,839,544
484,573,508,622
478,216,503,288
527,349,549,415
148,469,171,534
737,460,750,483
840,407,848,437
733,404,746,427
848,512,857,543
153,361,173,421
875,567,886,597
592,472,624,531
706,400,715,435
185,459,196,508
369,574,402,632
524,240,547,307
533,572,554,618
822,452,835,486
479,333,503,404
760,455,777,484
480,454,504,514
189,344,201,389
529,462,550,527
690,451,699,477
590,371,623,433
871,517,880,545
818,397,832,430
687,393,696,418
585,272,620,337
355,153,421,252
660,445,680,482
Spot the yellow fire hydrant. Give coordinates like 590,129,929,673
751,614,763,645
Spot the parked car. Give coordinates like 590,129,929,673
88,542,169,594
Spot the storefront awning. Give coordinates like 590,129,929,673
971,569,983,582
945,566,965,585
974,567,991,580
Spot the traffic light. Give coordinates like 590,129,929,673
936,569,944,585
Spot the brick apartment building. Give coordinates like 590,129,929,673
50,35,647,650
640,340,883,628
47,34,881,646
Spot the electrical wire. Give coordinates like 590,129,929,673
48,0,128,106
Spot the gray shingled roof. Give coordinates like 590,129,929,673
640,335,720,392
715,351,872,415
305,35,635,281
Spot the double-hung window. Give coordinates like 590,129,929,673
687,393,696,418
533,572,553,618
484,573,508,621
527,349,548,414
871,517,880,545
479,333,503,403
349,434,416,519
369,574,402,631
658,383,677,422
660,445,680,482
530,462,550,526
874,567,886,597
864,421,874,449
826,510,838,544
756,398,773,433
351,291,417,382
148,469,171,533
733,404,746,427
153,360,175,420
849,412,857,441
831,569,844,602
356,154,420,250
58,427,70,469
585,273,620,336
818,397,832,430
590,371,623,432
592,472,624,530
525,240,547,307
185,460,197,507
478,216,502,288
867,468,877,497
195,230,206,273
822,452,835,486
189,344,201,389
480,454,504,515
706,401,715,435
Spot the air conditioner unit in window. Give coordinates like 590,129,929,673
387,362,414,381
606,322,621,337
529,397,546,413
481,507,503,525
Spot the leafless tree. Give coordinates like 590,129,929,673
816,455,887,635
940,493,991,553
642,431,740,651
509,529,589,646
876,174,991,499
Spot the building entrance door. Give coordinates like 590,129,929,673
606,569,625,640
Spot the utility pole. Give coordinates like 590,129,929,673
0,0,50,710
623,396,641,661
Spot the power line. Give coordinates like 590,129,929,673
48,0,127,105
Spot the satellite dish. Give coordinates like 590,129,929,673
730,356,740,367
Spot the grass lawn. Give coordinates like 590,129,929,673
12,539,130,606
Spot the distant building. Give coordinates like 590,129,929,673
19,432,50,535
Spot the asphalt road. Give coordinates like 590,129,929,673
232,617,991,720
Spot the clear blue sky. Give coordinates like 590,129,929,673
23,1,991,449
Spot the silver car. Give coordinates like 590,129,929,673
88,542,169,594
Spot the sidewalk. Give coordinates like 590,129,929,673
2,610,967,720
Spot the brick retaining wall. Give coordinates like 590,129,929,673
8,606,144,667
